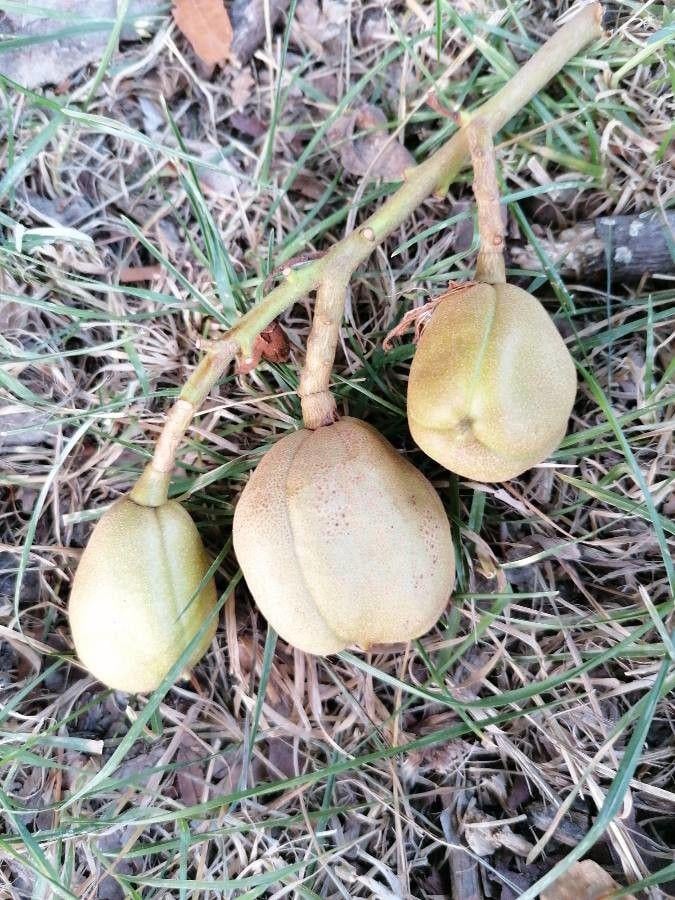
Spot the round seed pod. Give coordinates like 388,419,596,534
407,282,576,482
69,497,217,693
233,417,455,655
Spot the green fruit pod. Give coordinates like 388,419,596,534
407,282,576,482
233,417,455,655
69,496,217,693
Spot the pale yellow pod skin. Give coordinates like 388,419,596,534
233,417,455,655
69,497,218,693
407,283,577,482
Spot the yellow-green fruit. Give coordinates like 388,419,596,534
407,283,577,482
69,497,217,693
233,417,455,655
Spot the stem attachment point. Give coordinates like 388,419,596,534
300,391,339,430
130,466,172,507
299,276,351,430
467,116,506,285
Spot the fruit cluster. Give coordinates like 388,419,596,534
67,5,602,693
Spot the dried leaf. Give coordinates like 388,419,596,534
189,143,241,197
462,806,533,858
498,828,534,857
293,174,325,200
529,802,587,847
256,322,290,364
358,10,388,48
541,861,636,900
172,0,233,66
237,323,290,373
252,737,296,781
328,104,415,181
464,822,501,857
175,748,204,808
483,773,509,808
230,69,256,109
24,190,93,228
231,112,267,138
440,807,483,900
292,0,347,56
138,96,164,134
0,0,163,90
230,0,290,66
0,623,41,674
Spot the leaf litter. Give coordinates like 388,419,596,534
0,1,673,898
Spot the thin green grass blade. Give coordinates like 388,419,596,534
518,654,670,900
0,791,77,900
579,362,675,594
82,0,129,109
0,114,63,202
13,420,90,627
340,617,653,712
240,625,278,792
612,862,675,897
260,0,298,183
163,101,242,320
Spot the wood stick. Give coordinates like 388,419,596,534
511,211,675,284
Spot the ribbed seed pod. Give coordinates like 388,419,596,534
233,417,455,655
69,496,217,693
407,282,576,482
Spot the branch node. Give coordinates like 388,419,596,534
236,355,257,374
452,109,471,129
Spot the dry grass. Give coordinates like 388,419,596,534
0,1,674,898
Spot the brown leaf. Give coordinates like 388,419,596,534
251,737,296,782
174,748,204,808
237,322,290,373
328,104,415,181
293,174,325,200
256,322,290,364
172,0,233,66
528,802,587,847
541,861,636,900
230,68,255,109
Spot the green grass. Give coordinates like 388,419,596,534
0,1,673,897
